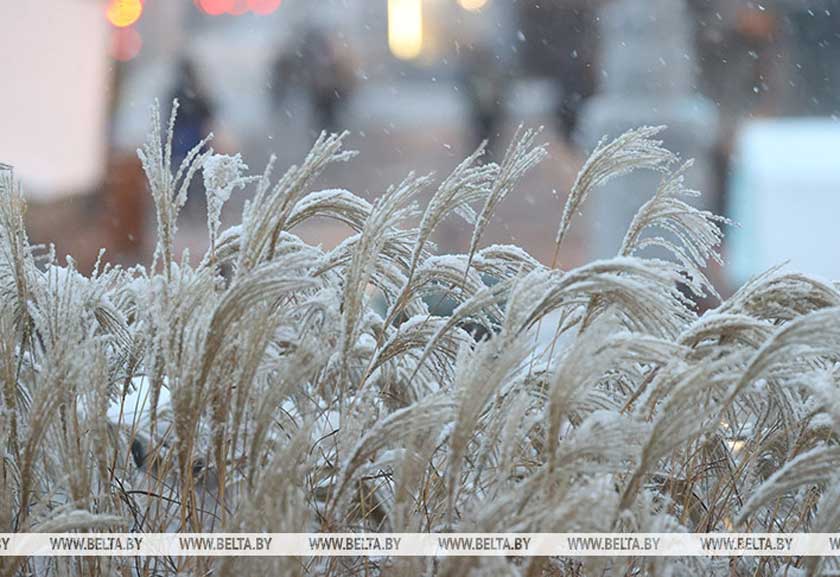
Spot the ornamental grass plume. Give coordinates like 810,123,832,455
2,101,840,576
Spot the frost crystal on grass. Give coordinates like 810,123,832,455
203,152,252,260
204,153,248,220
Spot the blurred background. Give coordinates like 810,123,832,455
1,0,839,295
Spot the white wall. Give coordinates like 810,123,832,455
0,0,110,199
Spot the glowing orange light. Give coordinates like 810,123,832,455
247,0,282,15
111,27,143,61
106,0,143,28
199,0,234,16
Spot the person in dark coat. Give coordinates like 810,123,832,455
272,26,355,134
170,59,214,166
461,43,508,153
168,59,215,213
517,1,601,144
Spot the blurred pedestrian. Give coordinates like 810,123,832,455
517,1,600,145
272,26,355,134
552,3,598,144
168,59,215,214
170,59,215,166
460,44,508,154
689,0,781,215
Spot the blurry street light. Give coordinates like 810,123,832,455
388,0,423,60
198,0,234,16
196,0,281,16
110,26,143,61
247,0,283,15
106,0,143,27
457,0,488,12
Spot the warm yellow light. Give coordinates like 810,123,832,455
458,0,488,12
106,0,143,28
388,0,423,60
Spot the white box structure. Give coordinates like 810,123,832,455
728,118,840,286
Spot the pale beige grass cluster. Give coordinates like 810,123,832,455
1,102,839,577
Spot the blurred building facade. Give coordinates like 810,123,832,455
4,0,840,276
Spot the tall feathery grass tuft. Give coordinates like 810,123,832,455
1,101,839,576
